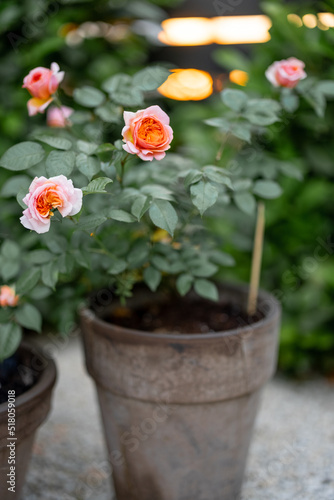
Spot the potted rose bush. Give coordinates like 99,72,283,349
0,58,329,499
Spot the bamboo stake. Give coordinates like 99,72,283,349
247,202,265,316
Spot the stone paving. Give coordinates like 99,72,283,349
23,336,334,500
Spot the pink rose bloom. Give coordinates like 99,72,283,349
47,106,73,128
122,105,173,161
265,57,306,88
22,62,64,116
20,175,83,234
0,286,19,307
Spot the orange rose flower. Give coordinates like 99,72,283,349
0,286,19,307
122,105,173,161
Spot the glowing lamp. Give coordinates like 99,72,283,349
158,69,213,101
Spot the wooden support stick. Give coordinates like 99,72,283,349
247,202,265,316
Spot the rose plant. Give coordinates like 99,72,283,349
0,59,332,364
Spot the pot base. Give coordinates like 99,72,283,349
98,387,261,500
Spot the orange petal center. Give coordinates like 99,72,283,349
36,188,62,217
137,117,165,145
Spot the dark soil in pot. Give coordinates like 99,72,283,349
0,351,40,404
105,298,264,334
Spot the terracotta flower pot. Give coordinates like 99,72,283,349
80,284,280,500
0,343,57,500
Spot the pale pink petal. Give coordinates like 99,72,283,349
123,111,137,126
142,105,170,125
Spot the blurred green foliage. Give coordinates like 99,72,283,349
1,0,333,376
0,0,179,154
212,0,334,376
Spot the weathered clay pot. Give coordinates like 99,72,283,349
80,284,280,500
0,343,57,500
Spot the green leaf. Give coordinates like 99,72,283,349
221,88,248,112
210,251,235,267
131,195,151,220
191,261,218,278
96,143,116,160
133,66,170,91
176,273,193,296
244,99,281,126
234,192,256,214
253,180,282,199
95,103,120,123
151,255,170,272
70,111,93,124
204,117,230,130
76,214,107,231
280,90,299,113
76,153,100,180
230,122,251,143
0,308,12,324
0,323,22,362
102,74,132,94
30,286,53,300
194,279,219,301
102,74,144,107
127,242,149,267
26,250,54,265
143,266,161,292
73,86,105,107
1,261,20,281
183,169,203,188
77,140,98,155
82,177,113,195
108,258,127,275
108,209,137,223
15,303,42,333
44,234,67,254
17,188,27,209
141,184,174,201
233,179,252,191
190,181,219,215
316,80,334,97
35,135,72,150
1,175,31,197
203,166,234,188
278,162,303,181
0,142,45,171
2,240,20,260
72,249,91,269
16,267,41,295
149,200,178,236
41,261,59,289
46,150,76,177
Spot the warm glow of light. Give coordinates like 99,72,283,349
303,14,317,28
158,18,213,46
287,14,303,27
158,69,213,101
158,15,271,46
229,70,249,86
213,15,272,44
318,12,334,27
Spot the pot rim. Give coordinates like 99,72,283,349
80,282,281,345
0,342,57,414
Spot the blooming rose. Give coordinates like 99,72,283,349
122,105,173,161
265,57,306,88
20,175,83,234
22,62,64,116
47,106,73,128
0,286,19,307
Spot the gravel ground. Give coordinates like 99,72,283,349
22,335,334,500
